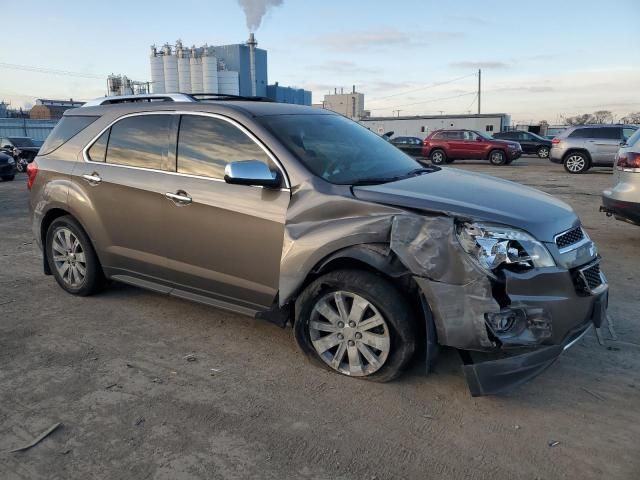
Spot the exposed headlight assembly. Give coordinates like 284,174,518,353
456,222,555,276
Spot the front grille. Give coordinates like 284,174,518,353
575,262,604,294
556,226,584,249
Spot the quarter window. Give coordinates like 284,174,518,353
87,129,109,162
177,115,272,179
105,114,173,170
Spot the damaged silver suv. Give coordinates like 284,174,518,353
28,94,609,395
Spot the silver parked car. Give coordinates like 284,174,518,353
601,128,640,225
28,93,609,396
550,124,637,174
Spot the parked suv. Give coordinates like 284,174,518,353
422,129,522,165
601,128,640,226
389,136,424,157
550,125,637,174
29,93,608,396
492,130,552,158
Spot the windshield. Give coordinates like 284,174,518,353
258,114,422,184
624,128,640,147
476,131,494,140
8,137,35,147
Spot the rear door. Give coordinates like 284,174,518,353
160,113,290,311
589,127,622,165
73,113,177,284
445,131,466,158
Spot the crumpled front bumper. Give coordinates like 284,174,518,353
461,288,607,396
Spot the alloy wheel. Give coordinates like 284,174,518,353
431,151,444,164
538,147,549,158
51,227,87,288
309,291,390,376
565,155,586,173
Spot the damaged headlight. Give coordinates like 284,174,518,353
456,222,555,276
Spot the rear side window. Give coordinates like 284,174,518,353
624,128,640,147
444,131,463,139
39,116,98,155
106,115,173,170
622,127,637,142
177,115,272,179
591,127,621,140
569,128,595,138
87,129,109,162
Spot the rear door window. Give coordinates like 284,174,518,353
39,116,98,155
569,128,594,138
592,127,621,140
105,114,173,170
177,114,272,179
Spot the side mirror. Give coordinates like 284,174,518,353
224,160,281,189
477,137,484,141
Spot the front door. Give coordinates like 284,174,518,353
589,127,621,164
160,113,290,311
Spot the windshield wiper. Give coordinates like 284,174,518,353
351,167,435,186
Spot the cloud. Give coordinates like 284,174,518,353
449,61,510,69
314,28,462,52
308,60,380,75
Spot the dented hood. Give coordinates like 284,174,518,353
352,168,578,242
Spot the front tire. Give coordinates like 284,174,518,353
430,149,447,165
537,146,550,158
564,152,590,174
46,215,104,296
489,149,507,165
294,269,416,382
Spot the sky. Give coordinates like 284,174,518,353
1,0,638,124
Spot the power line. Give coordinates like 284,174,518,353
0,62,104,80
366,72,477,105
368,91,477,111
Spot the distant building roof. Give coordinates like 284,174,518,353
30,104,79,120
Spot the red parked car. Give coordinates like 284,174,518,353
422,129,522,166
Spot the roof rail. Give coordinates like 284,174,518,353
82,93,195,107
188,93,274,102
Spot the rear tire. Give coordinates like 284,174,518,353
430,149,447,165
489,149,507,165
537,146,550,158
563,152,590,174
1,175,15,181
294,269,416,383
46,215,105,296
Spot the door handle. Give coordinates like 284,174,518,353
165,191,192,205
82,173,101,184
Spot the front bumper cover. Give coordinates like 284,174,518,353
461,289,608,396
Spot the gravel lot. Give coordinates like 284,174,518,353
1,157,639,480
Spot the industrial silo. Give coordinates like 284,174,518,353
162,44,178,93
189,46,203,93
150,46,165,94
176,41,191,94
202,46,219,94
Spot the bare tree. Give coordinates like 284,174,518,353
620,112,640,124
591,110,613,124
563,113,593,125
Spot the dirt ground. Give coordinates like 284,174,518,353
1,157,639,480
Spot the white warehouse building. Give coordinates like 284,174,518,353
359,113,511,138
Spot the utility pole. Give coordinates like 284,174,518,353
477,68,481,115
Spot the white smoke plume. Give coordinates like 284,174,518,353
237,0,283,31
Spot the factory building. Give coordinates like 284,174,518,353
320,87,366,119
359,113,511,138
29,98,85,120
149,35,310,105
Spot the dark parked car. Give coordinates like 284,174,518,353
422,129,522,165
493,130,552,158
0,136,41,162
0,150,17,181
28,93,607,396
390,136,424,157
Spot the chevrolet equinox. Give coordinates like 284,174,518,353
28,94,609,395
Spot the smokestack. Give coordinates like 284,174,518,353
247,33,258,97
352,84,355,93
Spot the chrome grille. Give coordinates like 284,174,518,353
556,227,584,249
576,262,604,294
